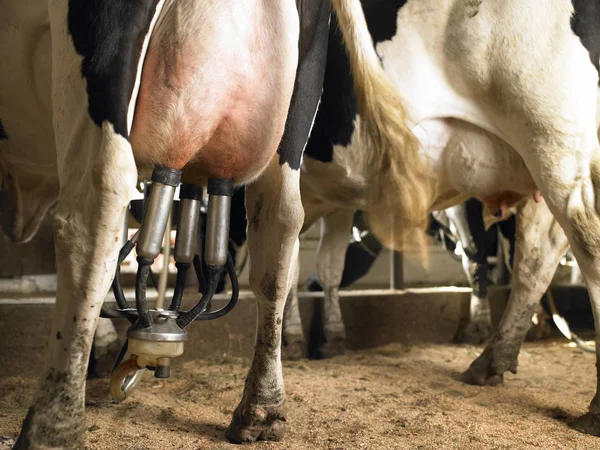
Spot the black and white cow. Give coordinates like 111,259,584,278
283,0,600,436
0,0,419,447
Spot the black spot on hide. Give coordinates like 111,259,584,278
67,0,160,137
303,13,357,163
363,0,408,44
572,0,600,74
303,0,407,163
277,0,331,169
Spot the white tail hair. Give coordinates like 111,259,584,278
330,0,435,252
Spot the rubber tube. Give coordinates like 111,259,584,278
169,262,190,311
176,266,221,328
193,253,239,321
112,240,135,309
135,257,153,328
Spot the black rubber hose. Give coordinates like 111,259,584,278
193,254,209,293
135,257,153,328
169,262,190,311
110,339,129,374
148,269,159,291
112,240,135,309
177,265,221,328
100,306,139,322
193,253,239,321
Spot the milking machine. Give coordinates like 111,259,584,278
101,166,239,401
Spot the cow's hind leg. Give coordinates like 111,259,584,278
14,122,136,448
474,33,600,434
462,199,567,386
446,200,493,344
226,159,304,443
14,3,137,445
562,156,600,435
537,158,600,435
226,0,329,441
315,209,354,358
453,14,600,431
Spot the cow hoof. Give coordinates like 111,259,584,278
453,321,492,345
281,336,305,361
226,402,286,443
460,347,517,386
572,412,600,436
460,368,504,386
319,336,346,359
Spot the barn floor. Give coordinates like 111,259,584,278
0,339,599,449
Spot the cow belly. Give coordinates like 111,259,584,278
414,119,538,213
130,0,299,184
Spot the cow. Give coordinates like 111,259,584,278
0,0,421,447
281,0,600,436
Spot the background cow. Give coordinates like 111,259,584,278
280,0,600,436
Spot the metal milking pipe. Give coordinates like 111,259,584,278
204,178,233,267
169,184,203,312
176,178,234,328
135,166,181,328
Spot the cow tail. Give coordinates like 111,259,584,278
330,0,435,256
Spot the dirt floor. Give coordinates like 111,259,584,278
1,340,599,449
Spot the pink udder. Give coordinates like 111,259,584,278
479,190,542,219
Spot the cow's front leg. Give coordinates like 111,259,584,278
462,199,567,386
315,209,354,358
226,160,304,443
